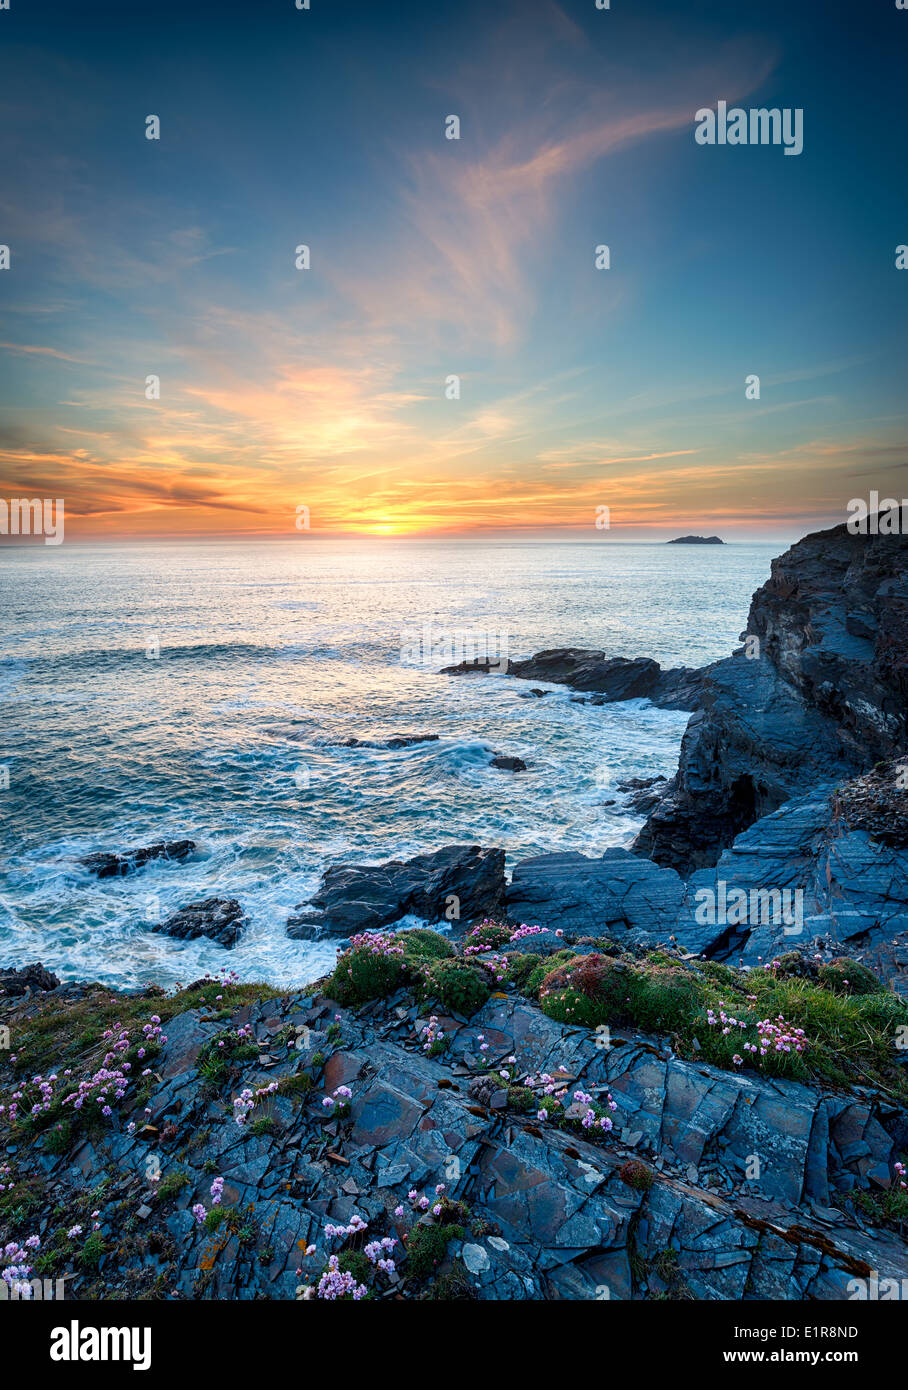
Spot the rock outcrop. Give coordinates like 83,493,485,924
504,848,685,946
489,754,527,772
636,522,908,874
673,762,908,993
81,840,196,878
442,650,707,712
287,845,506,940
0,962,60,997
153,898,247,949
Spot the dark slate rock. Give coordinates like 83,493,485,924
287,844,506,940
3,982,906,1302
505,847,684,943
636,521,908,874
81,839,196,878
0,962,60,996
441,649,708,712
672,771,908,993
339,734,440,749
153,897,246,948
489,754,527,772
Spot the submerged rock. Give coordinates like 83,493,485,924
339,734,440,749
489,754,527,772
153,897,247,948
81,840,196,878
287,844,506,940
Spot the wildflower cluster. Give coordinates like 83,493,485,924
419,1016,446,1056
464,919,560,958
1,1012,166,1135
324,1213,367,1240
705,1005,807,1067
321,1084,352,1117
192,1175,226,1224
364,1237,397,1274
233,1081,278,1126
316,1255,367,1300
2,1235,40,1297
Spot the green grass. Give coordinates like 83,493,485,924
534,950,908,1098
156,1169,190,1202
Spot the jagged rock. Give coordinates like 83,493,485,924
287,844,506,940
672,765,908,993
81,840,196,878
617,775,670,814
636,521,908,874
0,962,60,996
489,754,527,772
339,734,440,749
442,649,708,712
153,897,247,948
505,848,684,944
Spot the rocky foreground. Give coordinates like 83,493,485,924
2,516,907,1301
1,928,906,1302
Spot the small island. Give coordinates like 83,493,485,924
667,535,724,544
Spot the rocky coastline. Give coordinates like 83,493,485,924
2,517,907,1302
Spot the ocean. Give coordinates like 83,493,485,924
0,538,777,990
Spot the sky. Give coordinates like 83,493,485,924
0,0,906,543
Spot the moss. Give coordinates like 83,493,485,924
817,959,883,996
324,940,407,1006
619,1160,654,1191
538,953,635,1027
400,928,455,961
277,1071,313,1099
337,1248,372,1284
77,1231,106,1270
523,949,580,997
43,1119,73,1155
406,1221,464,1281
424,1260,477,1300
506,1085,536,1114
846,1184,908,1226
156,1169,189,1202
414,959,490,1016
248,1117,276,1137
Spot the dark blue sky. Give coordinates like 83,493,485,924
1,0,906,539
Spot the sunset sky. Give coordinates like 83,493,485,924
1,0,906,542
